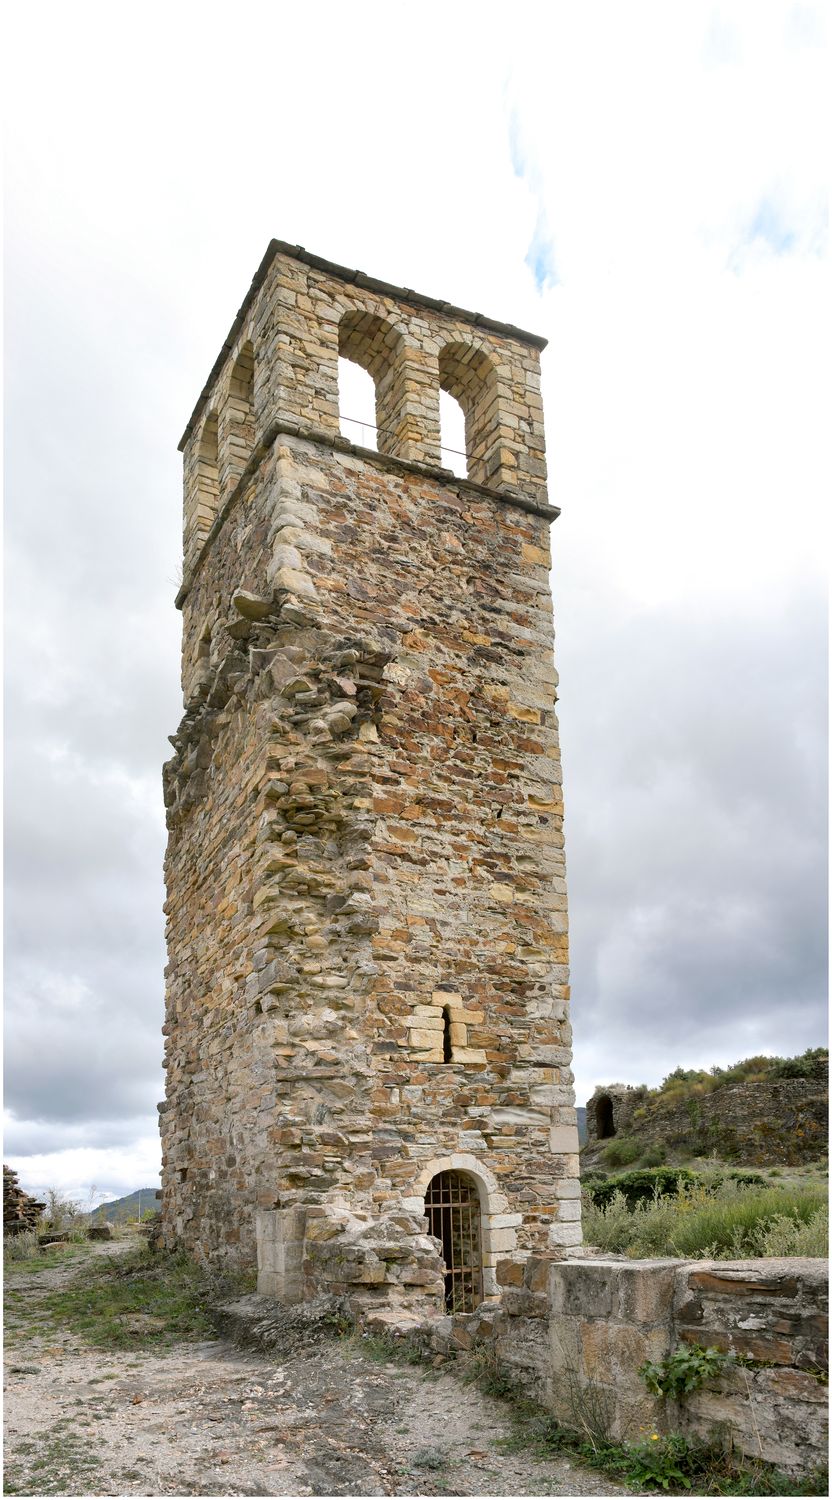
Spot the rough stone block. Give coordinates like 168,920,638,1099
550,1261,617,1318
617,1261,679,1326
496,1259,525,1288
547,1221,583,1248
548,1125,580,1154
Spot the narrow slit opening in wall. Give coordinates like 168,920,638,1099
424,1171,483,1314
338,358,378,450
442,1006,452,1063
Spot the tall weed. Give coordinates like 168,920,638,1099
582,1180,828,1258
3,1230,40,1263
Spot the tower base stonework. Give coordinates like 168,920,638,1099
161,244,580,1317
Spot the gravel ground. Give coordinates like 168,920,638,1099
4,1242,624,1498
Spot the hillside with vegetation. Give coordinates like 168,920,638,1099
579,1048,828,1260
583,1047,828,1171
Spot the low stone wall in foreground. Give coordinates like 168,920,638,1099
425,1255,828,1477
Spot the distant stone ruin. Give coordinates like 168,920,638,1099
160,242,580,1319
583,1062,829,1168
3,1165,45,1235
583,1083,641,1151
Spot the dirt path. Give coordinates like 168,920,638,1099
4,1244,623,1497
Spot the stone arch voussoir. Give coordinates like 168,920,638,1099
405,1151,517,1299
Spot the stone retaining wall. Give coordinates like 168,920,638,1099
423,1255,828,1476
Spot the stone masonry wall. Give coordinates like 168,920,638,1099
161,246,580,1296
179,242,549,574
420,1255,828,1477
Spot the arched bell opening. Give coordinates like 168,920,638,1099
424,1169,483,1314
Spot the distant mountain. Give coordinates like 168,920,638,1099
90,1188,159,1223
576,1106,587,1146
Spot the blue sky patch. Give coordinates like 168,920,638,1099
747,197,797,255
507,109,559,290
526,210,559,290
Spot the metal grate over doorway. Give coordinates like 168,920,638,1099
424,1170,483,1314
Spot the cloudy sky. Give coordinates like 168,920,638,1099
4,2,827,1202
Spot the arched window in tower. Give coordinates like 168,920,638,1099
224,342,255,487
595,1093,616,1140
424,1171,483,1313
338,310,404,457
438,341,500,488
338,356,378,450
439,389,467,478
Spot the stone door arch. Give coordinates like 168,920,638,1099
424,1170,483,1313
405,1151,519,1301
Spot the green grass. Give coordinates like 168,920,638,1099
3,1420,106,1496
4,1244,90,1275
5,1243,254,1350
582,1179,828,1258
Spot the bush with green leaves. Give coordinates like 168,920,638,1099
585,1166,768,1210
770,1048,828,1081
641,1145,667,1167
750,1208,828,1256
600,1136,642,1168
623,1433,697,1491
641,1343,733,1400
585,1166,699,1208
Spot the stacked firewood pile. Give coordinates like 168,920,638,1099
3,1164,45,1235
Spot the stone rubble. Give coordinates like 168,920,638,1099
3,1165,45,1236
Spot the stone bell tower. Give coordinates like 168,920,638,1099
160,242,581,1319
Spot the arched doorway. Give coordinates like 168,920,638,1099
596,1094,616,1140
424,1170,483,1313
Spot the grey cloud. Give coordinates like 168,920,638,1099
559,583,827,1099
4,1115,157,1159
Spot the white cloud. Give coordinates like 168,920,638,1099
6,1139,161,1207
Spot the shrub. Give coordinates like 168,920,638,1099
585,1166,698,1208
771,1048,828,1081
750,1208,828,1257
600,1137,641,1168
42,1188,84,1233
641,1344,733,1400
640,1145,667,1168
582,1179,828,1259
